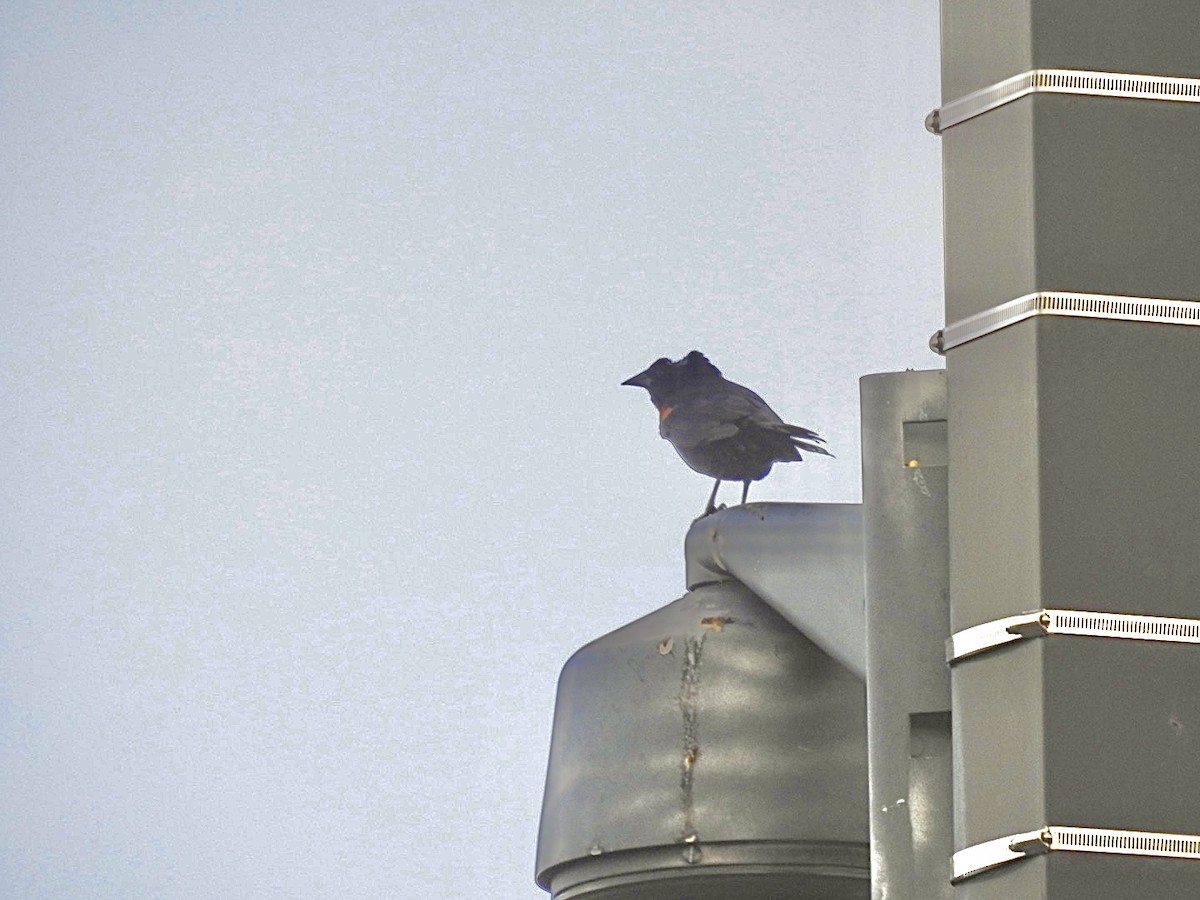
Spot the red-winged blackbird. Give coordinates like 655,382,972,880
623,351,832,515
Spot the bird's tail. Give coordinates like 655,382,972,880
782,424,834,458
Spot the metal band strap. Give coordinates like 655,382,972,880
928,68,1200,134
954,826,1200,882
947,608,1200,664
929,291,1200,354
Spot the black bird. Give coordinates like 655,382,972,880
622,351,832,515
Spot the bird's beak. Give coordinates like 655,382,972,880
622,368,651,388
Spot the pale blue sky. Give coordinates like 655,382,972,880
1,3,941,897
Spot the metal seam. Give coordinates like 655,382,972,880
954,825,1200,882
947,608,1200,664
928,68,1200,133
929,291,1200,355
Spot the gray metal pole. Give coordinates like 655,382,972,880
860,371,952,900
934,2,1200,896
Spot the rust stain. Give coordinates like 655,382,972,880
678,633,704,843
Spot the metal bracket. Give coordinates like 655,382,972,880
929,291,1200,354
947,608,1200,664
954,825,1200,882
927,68,1200,134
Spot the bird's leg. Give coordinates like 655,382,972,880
741,480,751,506
705,479,722,515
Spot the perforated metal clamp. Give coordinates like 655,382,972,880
929,291,1200,355
927,68,1200,134
947,608,1200,664
954,825,1200,882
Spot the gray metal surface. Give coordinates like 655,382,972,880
943,316,1200,629
684,502,866,678
939,0,1200,101
945,100,1200,325
940,2,1200,896
952,638,1200,900
535,580,868,898
940,100,1037,326
860,371,953,900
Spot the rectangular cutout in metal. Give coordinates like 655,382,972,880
908,711,951,759
902,420,948,469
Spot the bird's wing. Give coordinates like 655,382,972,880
661,411,738,448
661,390,775,448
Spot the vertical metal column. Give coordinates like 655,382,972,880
933,2,1200,897
861,371,952,900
